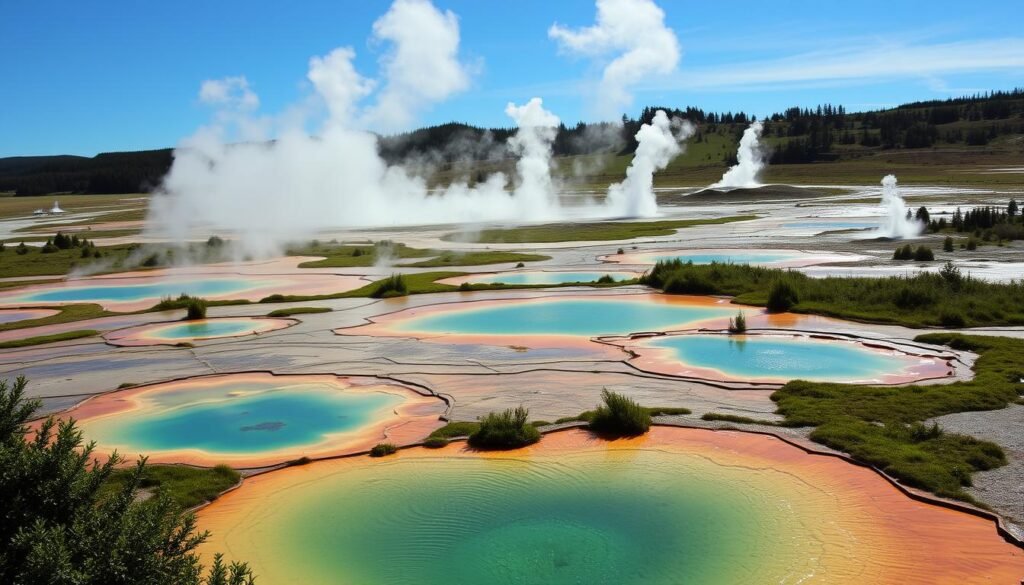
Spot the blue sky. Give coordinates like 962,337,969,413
2,0,1022,157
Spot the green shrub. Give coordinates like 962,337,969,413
966,237,978,251
184,297,207,320
371,274,408,298
370,443,398,457
939,310,966,328
588,389,652,437
40,239,57,254
727,311,746,333
913,246,934,261
766,279,798,312
892,244,914,260
423,437,449,448
458,281,473,291
596,274,615,284
943,236,954,252
515,262,525,268
206,235,224,248
467,406,540,450
15,242,28,255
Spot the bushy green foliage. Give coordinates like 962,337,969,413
596,274,616,284
913,245,935,261
641,260,1024,328
588,390,652,437
0,377,254,584
371,274,408,298
765,279,799,312
728,311,746,333
943,236,954,252
422,437,449,448
771,334,1022,501
184,297,207,320
467,406,540,450
370,443,398,457
701,413,775,425
893,244,914,260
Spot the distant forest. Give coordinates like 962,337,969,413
2,88,1022,196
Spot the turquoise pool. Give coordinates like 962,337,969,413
645,334,916,382
80,379,403,455
466,271,635,285
396,297,733,337
10,278,271,304
148,320,262,340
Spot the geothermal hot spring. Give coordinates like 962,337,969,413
65,373,445,467
0,276,280,310
105,317,296,346
617,333,955,384
195,427,1024,584
440,270,639,286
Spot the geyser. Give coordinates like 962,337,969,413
605,110,694,217
146,0,565,258
873,174,922,239
712,121,765,188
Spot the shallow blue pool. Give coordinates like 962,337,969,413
149,320,262,340
646,334,912,381
398,298,733,337
13,278,268,304
650,252,797,265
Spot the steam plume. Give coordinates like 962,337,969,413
505,98,562,220
605,110,694,217
712,120,765,188
549,0,680,119
146,0,569,258
874,174,922,239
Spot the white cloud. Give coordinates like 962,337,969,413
307,47,375,127
362,0,471,131
651,38,1024,92
198,76,259,111
549,0,680,119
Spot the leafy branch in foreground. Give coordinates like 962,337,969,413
0,376,254,585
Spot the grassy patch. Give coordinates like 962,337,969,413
442,215,757,244
428,421,481,439
0,329,98,349
770,333,1022,503
266,306,332,317
260,271,465,303
98,464,240,509
0,304,110,333
556,405,692,424
398,250,550,267
642,259,1024,328
701,413,776,425
293,241,434,268
0,242,137,278
467,406,541,450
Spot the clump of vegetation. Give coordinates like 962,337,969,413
913,245,935,261
727,311,746,334
0,377,254,584
966,237,978,250
588,389,652,437
15,242,28,255
266,306,331,317
640,259,1024,328
428,421,480,439
596,274,616,284
99,464,240,510
765,279,798,312
184,296,207,320
371,274,408,298
422,437,449,448
458,281,473,291
369,443,398,457
467,406,541,450
943,236,954,252
771,333,1022,502
206,235,224,248
893,244,914,260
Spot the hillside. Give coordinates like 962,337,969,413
2,88,1022,196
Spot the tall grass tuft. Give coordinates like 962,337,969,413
588,389,652,437
371,274,408,298
467,406,540,450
